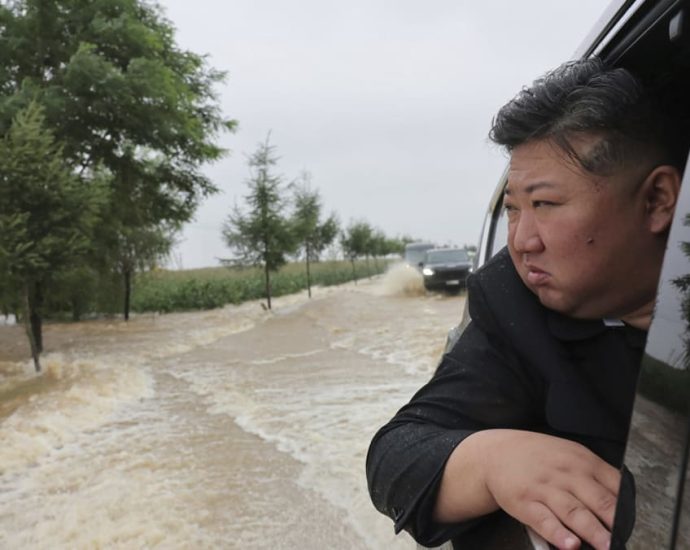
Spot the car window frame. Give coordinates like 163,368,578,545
609,148,690,549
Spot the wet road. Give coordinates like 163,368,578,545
0,266,465,549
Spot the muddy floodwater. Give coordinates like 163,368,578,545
0,265,465,549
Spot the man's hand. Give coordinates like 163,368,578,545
434,429,621,550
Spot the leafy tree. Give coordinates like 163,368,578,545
0,102,105,371
0,0,233,180
222,136,295,309
384,236,406,256
291,173,339,298
113,222,176,320
368,229,389,270
94,153,180,320
359,222,376,276
50,265,99,321
0,0,234,314
340,220,374,283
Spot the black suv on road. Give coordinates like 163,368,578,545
421,248,473,292
429,0,690,548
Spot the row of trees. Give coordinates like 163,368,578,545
223,137,411,309
0,0,234,371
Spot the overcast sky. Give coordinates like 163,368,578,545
158,1,609,269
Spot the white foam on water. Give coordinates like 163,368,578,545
0,359,33,387
145,286,336,359
0,353,154,475
168,325,430,550
142,318,258,359
364,261,426,297
0,276,463,549
249,348,326,365
0,432,218,549
196,289,461,547
0,359,237,549
326,309,450,376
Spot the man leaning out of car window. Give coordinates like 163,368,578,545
366,57,688,550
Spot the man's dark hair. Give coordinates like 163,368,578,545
489,57,687,176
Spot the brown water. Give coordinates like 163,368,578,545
0,264,464,549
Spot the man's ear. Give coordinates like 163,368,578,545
642,165,682,234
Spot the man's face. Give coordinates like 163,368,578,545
504,138,656,319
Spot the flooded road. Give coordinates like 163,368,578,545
0,266,465,549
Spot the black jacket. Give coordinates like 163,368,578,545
366,248,646,548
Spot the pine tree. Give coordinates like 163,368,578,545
291,172,339,298
0,103,105,371
222,136,295,309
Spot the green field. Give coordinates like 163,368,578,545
131,259,390,312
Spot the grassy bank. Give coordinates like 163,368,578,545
131,259,390,313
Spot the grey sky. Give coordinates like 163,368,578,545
159,1,608,269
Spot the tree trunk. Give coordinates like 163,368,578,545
350,259,357,285
264,263,272,310
124,269,132,321
366,256,371,278
29,281,43,353
306,242,312,298
22,284,41,373
71,287,83,322
71,297,81,322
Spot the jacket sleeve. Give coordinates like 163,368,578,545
365,275,543,547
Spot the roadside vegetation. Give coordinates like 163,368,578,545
131,260,389,313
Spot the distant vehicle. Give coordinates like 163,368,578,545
404,242,435,270
421,248,473,291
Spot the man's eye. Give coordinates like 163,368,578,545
532,200,555,208
503,204,519,220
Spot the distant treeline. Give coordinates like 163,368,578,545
222,135,415,309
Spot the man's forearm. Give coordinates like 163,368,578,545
433,430,500,523
433,429,620,550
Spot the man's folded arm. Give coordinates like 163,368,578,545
366,319,539,546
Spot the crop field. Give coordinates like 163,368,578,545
131,259,391,312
